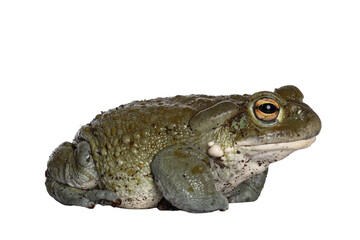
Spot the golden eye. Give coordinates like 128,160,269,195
254,98,280,122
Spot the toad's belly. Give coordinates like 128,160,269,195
107,177,163,209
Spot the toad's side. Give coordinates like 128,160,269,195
45,86,321,213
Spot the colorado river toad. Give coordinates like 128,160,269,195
45,85,321,213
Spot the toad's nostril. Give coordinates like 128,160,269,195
301,110,322,138
312,112,322,135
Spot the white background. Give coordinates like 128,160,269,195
1,1,359,239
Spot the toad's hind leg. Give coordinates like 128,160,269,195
45,141,121,208
151,144,229,213
45,175,121,208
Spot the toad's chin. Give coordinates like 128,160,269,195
233,137,316,165
236,137,316,151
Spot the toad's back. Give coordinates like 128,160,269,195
74,94,246,208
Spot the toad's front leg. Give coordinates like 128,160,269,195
151,144,229,213
224,169,268,203
45,141,121,208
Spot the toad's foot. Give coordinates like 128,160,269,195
224,168,268,203
45,174,121,208
45,141,121,208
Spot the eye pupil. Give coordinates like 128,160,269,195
259,103,277,114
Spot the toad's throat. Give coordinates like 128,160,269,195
214,137,316,194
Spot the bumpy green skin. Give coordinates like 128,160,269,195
45,85,321,212
76,95,247,208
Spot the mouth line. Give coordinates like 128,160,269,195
236,137,317,151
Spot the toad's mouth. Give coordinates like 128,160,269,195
235,137,316,152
